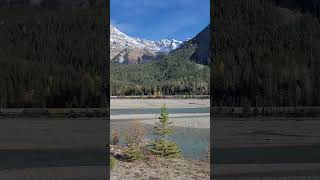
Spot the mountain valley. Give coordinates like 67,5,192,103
110,25,210,96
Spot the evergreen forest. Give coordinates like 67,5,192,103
0,5,108,108
212,0,320,107
110,57,210,96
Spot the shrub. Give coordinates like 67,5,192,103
121,120,147,161
123,145,146,161
149,140,181,158
149,105,181,158
110,156,117,169
111,128,121,145
124,120,146,146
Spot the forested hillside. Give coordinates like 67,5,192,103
0,6,108,108
271,0,320,19
110,26,210,96
170,25,210,65
212,0,320,107
110,59,209,96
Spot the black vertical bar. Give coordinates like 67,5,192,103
106,0,111,178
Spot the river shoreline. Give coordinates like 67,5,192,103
111,99,210,129
111,115,210,129
111,157,209,180
111,98,210,109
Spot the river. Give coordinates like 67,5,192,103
110,107,210,160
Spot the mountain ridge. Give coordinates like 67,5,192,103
165,25,210,65
110,25,183,64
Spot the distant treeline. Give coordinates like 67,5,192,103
211,0,320,107
0,6,108,108
110,57,210,96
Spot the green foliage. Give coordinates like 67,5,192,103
120,120,147,162
110,24,209,96
110,156,117,169
149,105,182,158
110,58,209,96
123,146,146,162
154,105,173,140
212,0,320,107
169,26,210,65
149,140,181,158
0,6,107,108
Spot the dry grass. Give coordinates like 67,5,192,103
111,157,210,180
124,120,147,146
111,128,121,145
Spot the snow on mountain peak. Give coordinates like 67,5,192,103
110,25,183,53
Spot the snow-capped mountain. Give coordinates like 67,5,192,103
110,25,183,64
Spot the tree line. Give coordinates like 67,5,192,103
0,6,108,108
211,0,320,107
111,57,209,96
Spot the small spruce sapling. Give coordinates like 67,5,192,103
149,104,181,158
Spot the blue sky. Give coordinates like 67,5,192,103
110,0,210,41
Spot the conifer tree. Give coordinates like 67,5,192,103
149,105,181,158
155,105,172,139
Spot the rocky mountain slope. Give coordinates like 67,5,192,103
110,25,210,96
110,25,183,64
165,25,210,65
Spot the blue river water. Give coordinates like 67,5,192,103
111,121,210,160
111,107,210,160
